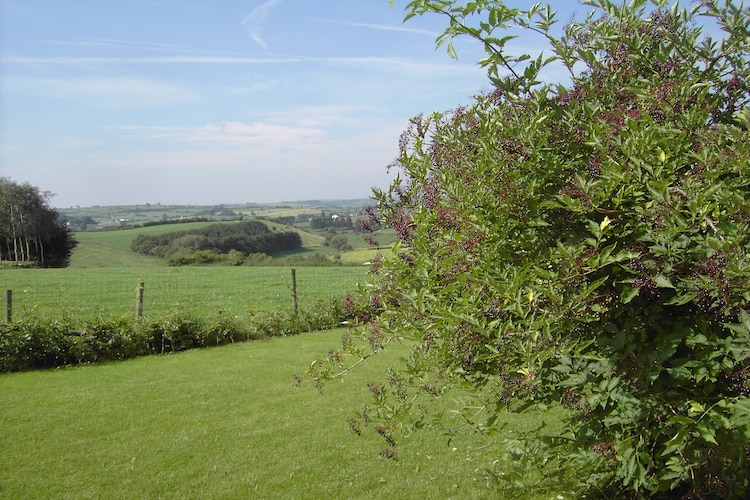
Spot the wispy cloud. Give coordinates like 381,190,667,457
1,54,309,65
321,19,438,37
2,54,481,78
242,0,283,51
253,105,363,128
40,38,189,51
191,121,326,151
6,76,196,106
113,120,328,153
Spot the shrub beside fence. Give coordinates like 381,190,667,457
0,266,376,372
0,294,377,373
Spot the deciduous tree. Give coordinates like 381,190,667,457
0,178,76,267
314,1,750,497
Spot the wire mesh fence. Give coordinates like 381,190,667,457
2,266,368,324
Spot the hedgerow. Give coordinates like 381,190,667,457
0,295,376,373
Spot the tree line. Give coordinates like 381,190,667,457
130,220,301,260
309,211,355,230
0,177,76,267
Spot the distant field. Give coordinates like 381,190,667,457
66,220,387,268
2,267,368,324
339,248,395,265
252,206,320,218
69,222,221,268
68,222,326,269
58,200,372,229
2,207,394,324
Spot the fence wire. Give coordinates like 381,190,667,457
2,267,368,323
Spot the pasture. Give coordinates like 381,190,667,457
1,210,396,326
64,217,392,269
1,266,367,325
67,221,330,268
2,217,381,325
68,221,219,268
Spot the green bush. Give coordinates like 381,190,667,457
71,316,151,363
325,0,750,497
0,294,376,373
201,311,247,345
247,297,366,338
0,320,74,371
131,220,301,259
147,313,204,353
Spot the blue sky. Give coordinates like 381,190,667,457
0,0,578,207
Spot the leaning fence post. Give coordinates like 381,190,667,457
135,280,144,319
5,290,11,323
290,268,298,315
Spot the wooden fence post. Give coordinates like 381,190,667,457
290,269,298,315
5,290,11,323
135,280,144,319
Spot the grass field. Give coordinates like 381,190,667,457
338,248,394,265
69,228,189,268
1,267,367,324
1,206,575,497
0,329,571,499
58,200,372,229
1,213,395,325
67,221,327,269
66,219,389,268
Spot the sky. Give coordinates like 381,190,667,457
0,0,581,208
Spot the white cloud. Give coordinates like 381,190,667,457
242,0,283,50
188,121,327,151
112,120,328,153
70,123,400,205
1,54,483,79
5,114,404,206
321,20,438,37
40,38,188,51
5,76,196,106
1,54,309,65
252,104,367,128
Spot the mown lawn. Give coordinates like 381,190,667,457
0,329,571,499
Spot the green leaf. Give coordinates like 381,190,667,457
665,292,697,306
652,275,675,289
446,41,458,59
685,334,708,348
620,286,640,304
689,400,705,415
582,275,609,298
671,415,695,425
696,421,718,445
729,398,750,429
662,429,689,456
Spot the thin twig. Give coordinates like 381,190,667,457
704,216,725,241
330,334,397,379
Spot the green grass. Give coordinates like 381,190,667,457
339,248,395,265
69,222,229,268
70,230,165,268
0,329,570,499
3,215,387,326
64,207,398,270
2,267,367,324
67,220,374,268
